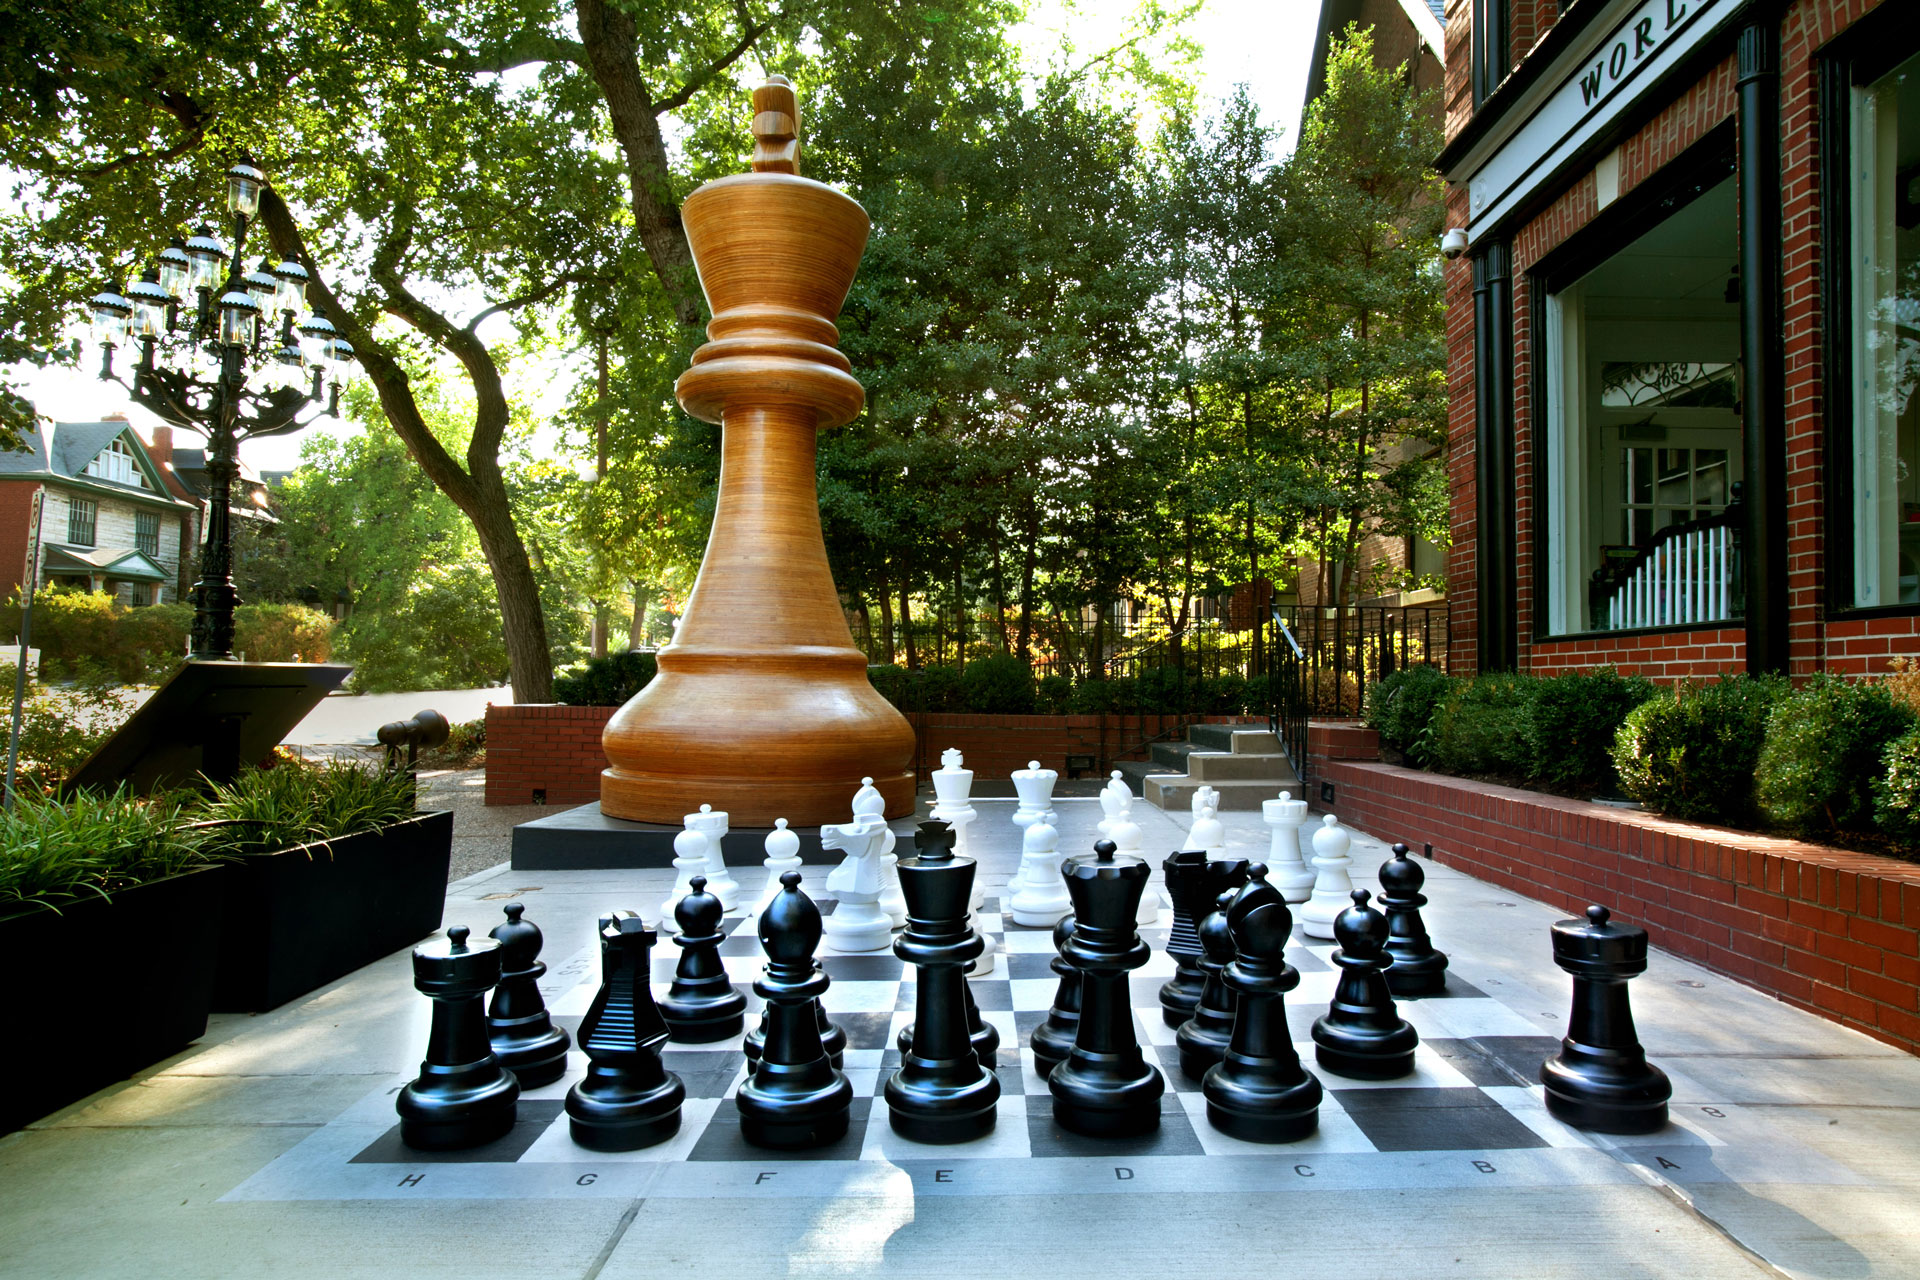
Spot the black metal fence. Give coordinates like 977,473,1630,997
1267,603,1452,780
849,612,1268,685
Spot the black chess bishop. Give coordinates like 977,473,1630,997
1312,889,1419,1079
398,925,520,1150
1540,905,1672,1134
737,872,855,1149
486,902,571,1089
661,876,748,1042
1379,843,1448,996
566,911,686,1151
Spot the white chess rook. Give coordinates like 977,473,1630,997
1008,811,1070,927
1262,791,1314,903
820,816,895,953
1299,813,1355,941
685,804,739,910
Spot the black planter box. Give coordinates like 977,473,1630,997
0,864,230,1133
211,810,454,1013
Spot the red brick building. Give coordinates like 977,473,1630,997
1441,0,1917,680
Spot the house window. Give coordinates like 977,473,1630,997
68,497,97,547
1538,173,1742,635
135,510,160,557
128,583,153,608
1846,47,1920,608
85,438,151,489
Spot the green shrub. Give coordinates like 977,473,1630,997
553,651,658,706
1134,666,1193,713
425,717,486,768
196,757,418,855
0,788,207,914
1756,674,1917,835
1612,674,1786,825
1526,667,1659,795
1422,672,1537,778
1874,728,1920,845
960,653,1036,714
115,602,192,678
234,602,335,663
1198,673,1249,715
1366,666,1453,765
914,665,964,713
1035,673,1072,714
868,664,909,709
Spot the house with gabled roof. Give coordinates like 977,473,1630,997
0,416,199,607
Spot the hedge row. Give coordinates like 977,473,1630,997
1366,665,1920,845
0,592,335,682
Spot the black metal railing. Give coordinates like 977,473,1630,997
1269,602,1451,719
1269,609,1309,782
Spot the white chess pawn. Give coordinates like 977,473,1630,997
1107,808,1162,926
746,817,802,926
1190,785,1221,821
661,826,709,924
820,816,895,953
685,803,739,910
930,754,978,858
1097,769,1129,836
1299,813,1355,940
1262,790,1314,903
852,779,906,927
1186,804,1228,859
1008,811,1070,926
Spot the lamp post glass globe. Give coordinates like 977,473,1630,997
157,240,192,301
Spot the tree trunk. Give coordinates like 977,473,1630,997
629,581,651,649
1016,498,1038,662
877,562,895,663
899,574,918,668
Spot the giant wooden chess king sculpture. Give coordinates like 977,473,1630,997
601,76,916,825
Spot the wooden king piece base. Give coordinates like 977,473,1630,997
600,76,916,825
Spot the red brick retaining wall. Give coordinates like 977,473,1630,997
484,704,1254,806
1316,757,1920,1056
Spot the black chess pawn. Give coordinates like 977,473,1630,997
737,871,855,1149
1378,843,1448,996
885,821,1001,1143
895,958,1000,1068
1050,840,1165,1138
1160,851,1249,1027
486,903,572,1089
398,925,520,1150
1029,913,1080,1079
661,876,748,1042
1202,864,1322,1143
744,968,847,1069
566,911,686,1151
1540,905,1672,1134
1312,889,1419,1079
1176,887,1240,1082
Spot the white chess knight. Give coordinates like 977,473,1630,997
746,817,803,926
820,815,895,953
684,804,740,910
1006,758,1057,898
1186,803,1228,859
1299,813,1356,940
1106,804,1162,926
660,826,710,924
1008,810,1070,926
852,777,906,927
1261,790,1315,903
1190,785,1221,821
1096,769,1130,837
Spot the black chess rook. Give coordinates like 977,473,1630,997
566,911,686,1151
1203,864,1322,1143
738,872,855,1149
884,821,1001,1143
661,876,749,1042
1050,839,1165,1138
486,902,571,1089
1029,914,1081,1079
1160,851,1249,1027
1541,905,1672,1134
398,925,520,1151
1379,843,1448,996
1312,890,1419,1079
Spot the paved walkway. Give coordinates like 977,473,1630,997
2,796,1916,1278
284,686,512,746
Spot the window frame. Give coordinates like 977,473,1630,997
1526,122,1737,643
67,496,97,548
1821,7,1920,620
134,509,160,557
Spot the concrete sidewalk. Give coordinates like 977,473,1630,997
1,796,1916,1279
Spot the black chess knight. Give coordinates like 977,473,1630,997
486,902,571,1089
1541,905,1672,1134
399,925,520,1150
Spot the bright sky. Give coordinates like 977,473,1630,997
13,0,1321,473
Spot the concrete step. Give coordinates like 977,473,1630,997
1187,723,1238,752
1145,777,1300,812
1113,758,1162,798
1150,740,1198,771
1228,728,1282,755
1180,750,1300,783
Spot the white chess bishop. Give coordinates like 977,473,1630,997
685,804,740,910
1007,758,1057,897
661,825,710,924
1299,813,1356,940
1261,790,1314,903
1008,810,1070,926
1096,769,1129,837
747,817,802,926
1187,803,1228,859
820,814,895,953
853,777,906,926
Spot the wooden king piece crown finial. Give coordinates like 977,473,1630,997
751,75,800,174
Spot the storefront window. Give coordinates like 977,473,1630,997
1540,177,1742,635
1849,49,1920,608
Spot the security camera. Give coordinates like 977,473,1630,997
1440,227,1470,260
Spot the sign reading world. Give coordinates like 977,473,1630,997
1465,0,1736,235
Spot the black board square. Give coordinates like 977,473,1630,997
1005,953,1058,980
822,955,907,982
662,1051,745,1099
1469,1036,1565,1083
1332,1087,1548,1152
1152,1043,1212,1092
687,1096,872,1162
834,1012,898,1050
1419,1039,1514,1088
1013,1009,1048,1041
719,917,751,936
1026,1090,1202,1159
350,1100,566,1164
1406,976,1484,1000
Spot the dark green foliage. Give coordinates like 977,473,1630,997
1756,675,1918,835
1611,675,1786,825
1422,672,1537,778
553,652,658,707
867,664,910,710
1035,674,1072,714
915,665,965,713
0,789,207,915
424,718,487,768
961,654,1037,714
1873,728,1920,845
195,758,419,857
1525,668,1659,796
1366,666,1452,765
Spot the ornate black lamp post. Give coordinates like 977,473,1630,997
87,160,353,660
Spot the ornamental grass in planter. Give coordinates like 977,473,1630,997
0,791,228,1133
196,758,453,1013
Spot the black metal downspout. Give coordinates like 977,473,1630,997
1474,239,1517,672
1737,11,1788,675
